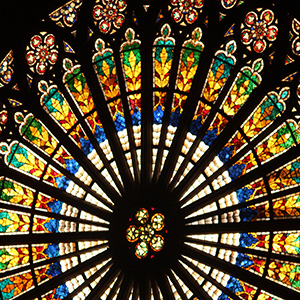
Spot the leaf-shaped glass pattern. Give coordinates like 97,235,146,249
0,1,300,300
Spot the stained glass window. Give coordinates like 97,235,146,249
0,0,300,299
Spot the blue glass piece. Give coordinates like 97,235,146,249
218,146,234,163
240,207,259,222
291,161,300,183
218,294,231,300
169,107,181,127
228,163,245,180
80,138,94,155
0,212,11,232
114,112,126,131
236,187,254,203
239,233,258,248
132,107,141,126
189,116,202,136
55,176,70,191
218,277,243,300
236,253,254,268
212,55,234,79
202,128,218,146
46,262,62,277
44,243,60,258
153,105,164,125
226,277,243,292
44,218,60,233
95,125,107,144
47,199,63,214
54,284,69,299
65,159,80,175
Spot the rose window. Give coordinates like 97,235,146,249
0,1,300,300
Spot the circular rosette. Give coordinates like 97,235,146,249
170,0,203,25
93,0,127,34
126,208,166,259
25,32,58,75
241,9,278,53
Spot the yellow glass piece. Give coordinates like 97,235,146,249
2,272,34,298
39,81,77,132
0,245,51,270
154,47,173,88
151,213,165,231
16,113,58,156
72,77,94,114
123,53,141,91
98,59,120,99
272,195,300,218
135,241,148,259
0,177,35,207
63,59,96,116
120,29,141,93
272,232,300,255
222,59,263,117
176,28,204,93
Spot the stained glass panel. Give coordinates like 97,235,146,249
0,1,300,299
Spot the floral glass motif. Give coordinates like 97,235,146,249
126,208,165,259
241,9,278,53
93,0,127,34
292,18,300,56
170,0,204,24
25,33,58,75
0,51,14,85
49,0,83,27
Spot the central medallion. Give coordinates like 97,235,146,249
126,208,165,259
